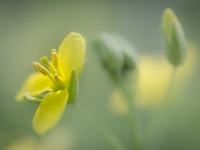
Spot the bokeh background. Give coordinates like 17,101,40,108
0,0,200,150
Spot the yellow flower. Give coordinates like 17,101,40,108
16,32,86,134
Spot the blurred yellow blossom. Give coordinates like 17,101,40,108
5,127,74,150
138,44,197,107
5,136,40,150
109,44,197,114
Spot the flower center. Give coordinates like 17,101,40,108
33,49,66,90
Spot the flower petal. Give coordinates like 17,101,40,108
33,89,68,134
16,72,53,101
58,32,86,85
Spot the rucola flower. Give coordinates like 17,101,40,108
16,32,86,134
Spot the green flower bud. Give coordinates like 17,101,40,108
93,33,138,84
162,8,186,66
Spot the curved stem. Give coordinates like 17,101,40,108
74,104,128,150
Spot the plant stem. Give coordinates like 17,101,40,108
74,104,128,150
120,82,143,150
162,66,177,108
144,66,177,142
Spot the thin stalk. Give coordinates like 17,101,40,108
144,66,177,141
119,81,143,150
74,104,128,150
162,66,177,108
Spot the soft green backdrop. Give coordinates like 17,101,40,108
0,0,200,150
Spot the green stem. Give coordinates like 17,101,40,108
144,66,177,141
162,66,177,108
120,82,143,150
74,104,128,150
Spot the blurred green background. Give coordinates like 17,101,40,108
0,0,200,150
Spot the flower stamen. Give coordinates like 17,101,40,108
40,56,57,74
51,50,58,69
54,73,66,89
32,62,49,76
33,61,65,89
33,50,65,90
51,49,56,53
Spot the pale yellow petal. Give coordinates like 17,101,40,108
33,89,68,134
16,72,53,101
58,32,86,85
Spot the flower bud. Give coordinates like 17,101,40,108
93,33,138,84
162,8,186,66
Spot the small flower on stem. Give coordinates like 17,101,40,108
16,32,86,134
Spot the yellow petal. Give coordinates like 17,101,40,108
16,72,53,101
33,89,68,134
58,32,86,85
